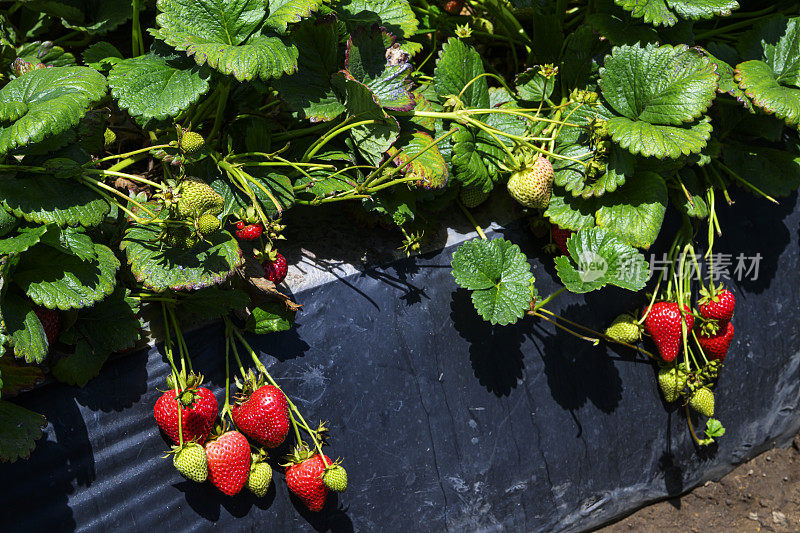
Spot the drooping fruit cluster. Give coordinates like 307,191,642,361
697,287,736,363
285,447,331,512
507,156,554,209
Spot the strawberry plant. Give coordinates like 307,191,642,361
0,0,797,512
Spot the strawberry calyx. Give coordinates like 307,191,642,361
233,369,266,401
281,443,316,468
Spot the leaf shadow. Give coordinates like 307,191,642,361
450,288,526,397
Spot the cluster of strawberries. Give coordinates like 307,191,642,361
153,373,346,511
235,221,289,285
641,286,736,417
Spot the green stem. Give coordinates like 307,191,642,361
302,119,379,162
533,287,566,311
457,199,487,240
87,144,172,167
85,169,167,191
208,79,232,144
132,0,144,56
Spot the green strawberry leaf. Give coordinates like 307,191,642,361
698,47,752,110
0,66,107,154
554,143,633,198
14,243,120,310
721,143,800,198
345,27,414,111
0,226,48,256
585,13,659,46
51,339,109,388
265,0,325,34
273,20,344,122
16,41,76,67
120,224,243,292
606,115,713,159
180,287,249,319
544,187,597,231
0,356,46,397
735,60,800,127
705,418,726,438
594,171,668,249
151,0,299,81
451,126,505,193
0,174,110,227
294,170,359,201
734,15,800,125
108,46,211,121
334,73,400,165
335,0,419,39
82,41,123,70
515,66,557,102
613,0,738,27
68,288,141,353
434,38,490,108
245,301,296,334
451,237,533,326
40,226,96,262
600,44,719,125
387,131,449,190
1,291,48,363
0,401,46,462
26,0,138,34
554,227,649,293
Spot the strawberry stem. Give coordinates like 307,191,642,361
457,199,487,240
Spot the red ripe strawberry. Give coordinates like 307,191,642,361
643,302,694,362
698,289,735,324
286,453,330,512
698,321,734,362
205,431,251,496
236,221,263,240
154,387,218,445
443,0,463,14
551,226,573,256
264,252,288,284
232,384,290,448
33,305,61,347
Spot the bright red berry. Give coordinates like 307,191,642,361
236,221,263,240
154,387,218,445
33,305,61,347
551,225,573,256
286,453,330,512
264,252,288,284
232,385,290,448
443,0,463,14
643,302,695,362
697,321,734,362
698,289,735,324
205,431,251,496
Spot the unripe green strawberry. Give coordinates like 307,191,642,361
657,366,687,403
322,463,348,492
103,128,116,147
0,207,17,237
164,224,198,249
180,131,205,157
173,442,208,482
196,213,221,236
507,157,554,209
460,187,490,208
605,313,642,343
689,387,715,417
177,178,224,219
246,460,273,497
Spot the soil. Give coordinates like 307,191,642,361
598,435,800,532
